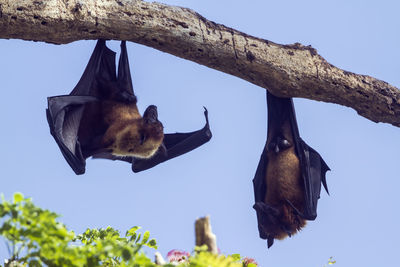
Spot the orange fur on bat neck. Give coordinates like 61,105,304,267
101,100,164,159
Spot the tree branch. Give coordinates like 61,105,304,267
1,0,399,126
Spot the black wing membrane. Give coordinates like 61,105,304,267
252,144,269,240
46,40,117,175
118,41,135,96
46,96,98,174
295,139,330,219
284,93,330,220
92,108,212,173
132,108,212,172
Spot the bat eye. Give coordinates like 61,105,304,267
279,139,291,149
140,134,147,145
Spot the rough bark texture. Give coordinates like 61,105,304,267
0,0,399,126
195,216,218,254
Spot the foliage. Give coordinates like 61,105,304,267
182,246,257,267
323,257,336,266
0,193,255,267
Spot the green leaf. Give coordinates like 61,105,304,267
29,259,41,267
126,226,141,237
195,244,209,252
230,253,241,261
13,192,24,203
142,231,150,244
121,248,131,261
148,239,157,249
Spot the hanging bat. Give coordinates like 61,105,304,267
46,40,211,175
252,91,330,248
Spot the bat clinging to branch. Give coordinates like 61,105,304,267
253,91,330,248
46,40,211,175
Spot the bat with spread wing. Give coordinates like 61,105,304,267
253,91,330,248
46,40,211,175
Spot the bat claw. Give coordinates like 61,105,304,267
281,225,292,237
285,199,304,218
201,106,212,140
322,176,330,195
203,106,209,123
267,237,274,248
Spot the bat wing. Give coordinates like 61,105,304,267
92,108,212,172
133,107,212,172
70,40,117,96
117,41,135,97
46,40,117,175
46,96,98,174
252,145,269,240
296,139,330,220
286,98,330,220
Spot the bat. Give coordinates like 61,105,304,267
46,40,212,175
93,111,212,173
252,91,330,248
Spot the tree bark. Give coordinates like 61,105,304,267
195,216,218,254
1,0,399,126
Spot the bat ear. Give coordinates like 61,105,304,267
143,105,159,123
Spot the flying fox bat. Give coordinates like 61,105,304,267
46,40,211,175
253,91,330,248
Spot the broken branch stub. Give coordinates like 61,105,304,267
195,216,218,254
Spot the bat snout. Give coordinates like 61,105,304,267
267,142,281,154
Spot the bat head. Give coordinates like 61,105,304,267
106,105,164,159
132,105,164,158
253,202,306,248
267,135,292,154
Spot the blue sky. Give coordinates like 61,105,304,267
1,0,400,266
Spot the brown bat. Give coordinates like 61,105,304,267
46,40,211,175
253,91,330,248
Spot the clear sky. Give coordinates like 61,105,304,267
1,0,400,266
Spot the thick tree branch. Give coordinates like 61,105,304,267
1,0,399,126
